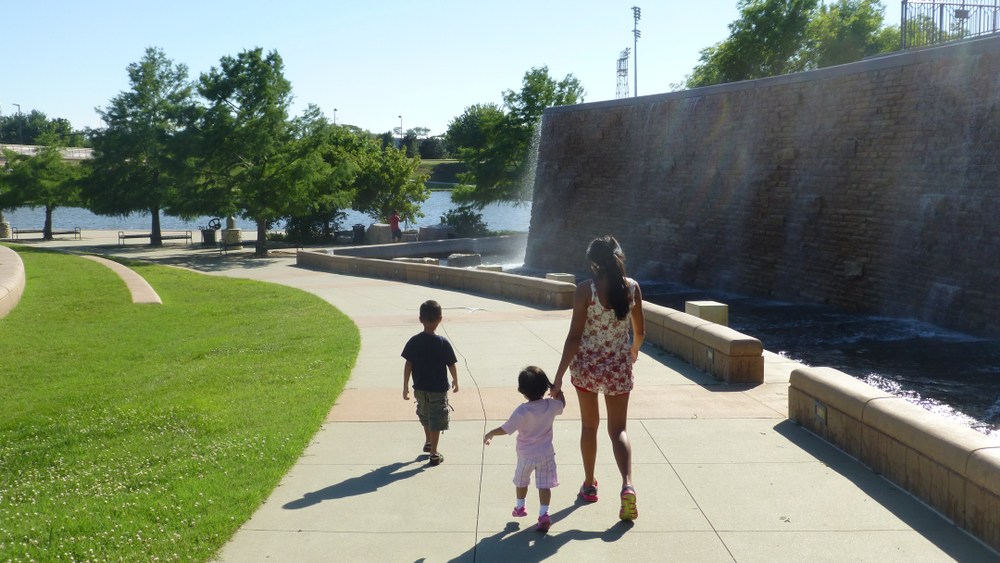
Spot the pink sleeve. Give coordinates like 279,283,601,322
501,406,524,435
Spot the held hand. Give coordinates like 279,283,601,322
549,382,562,398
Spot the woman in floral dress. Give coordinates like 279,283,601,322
551,236,645,520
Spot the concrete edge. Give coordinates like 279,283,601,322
789,364,1000,552
81,255,163,305
0,244,26,319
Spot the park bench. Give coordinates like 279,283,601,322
12,227,82,240
219,238,302,255
118,231,193,246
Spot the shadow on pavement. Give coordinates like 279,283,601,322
773,420,1000,562
282,457,426,510
444,499,633,563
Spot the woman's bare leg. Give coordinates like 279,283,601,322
576,387,600,488
604,392,632,488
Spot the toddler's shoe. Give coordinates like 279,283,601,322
578,480,598,502
429,452,444,466
535,513,551,531
620,485,638,520
423,442,432,453
512,506,528,517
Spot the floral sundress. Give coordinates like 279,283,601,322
569,278,638,395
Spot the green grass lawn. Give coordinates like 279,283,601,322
414,159,468,184
0,246,360,562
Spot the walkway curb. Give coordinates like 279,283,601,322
0,244,26,319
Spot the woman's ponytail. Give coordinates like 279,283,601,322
587,236,629,320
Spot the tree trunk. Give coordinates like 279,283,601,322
44,205,53,240
256,219,268,257
151,207,162,246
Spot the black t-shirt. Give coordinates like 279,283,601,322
401,332,458,393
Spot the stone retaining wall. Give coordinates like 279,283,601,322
644,303,763,384
527,35,1000,336
297,250,575,309
333,234,528,260
790,366,1000,551
0,245,26,319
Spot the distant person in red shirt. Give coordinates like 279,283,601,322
389,210,402,242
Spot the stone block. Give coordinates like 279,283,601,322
545,273,576,284
366,224,392,245
685,300,729,326
392,257,440,265
447,254,481,268
418,225,455,241
477,265,502,272
789,367,892,421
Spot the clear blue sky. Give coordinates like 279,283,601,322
4,1,901,139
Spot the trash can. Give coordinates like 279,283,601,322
353,224,365,244
201,229,217,245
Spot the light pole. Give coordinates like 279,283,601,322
12,103,22,145
333,108,337,126
398,115,403,149
632,6,641,97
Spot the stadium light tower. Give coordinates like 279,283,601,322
632,6,641,97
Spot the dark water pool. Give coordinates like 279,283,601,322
639,281,1000,439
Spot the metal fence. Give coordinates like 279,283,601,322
902,1,1000,49
0,144,93,160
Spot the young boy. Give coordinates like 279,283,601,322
484,366,565,531
402,300,459,466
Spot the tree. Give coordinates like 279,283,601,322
0,132,83,239
448,67,584,208
196,49,354,256
0,110,86,146
418,136,447,160
795,0,897,70
686,0,819,88
348,137,429,224
84,47,198,246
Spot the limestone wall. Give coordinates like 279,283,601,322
527,35,1000,336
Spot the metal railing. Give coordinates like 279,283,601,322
0,144,93,160
902,1,1000,49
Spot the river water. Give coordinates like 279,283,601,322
2,190,531,234
6,196,998,437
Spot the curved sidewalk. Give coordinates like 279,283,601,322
199,257,996,563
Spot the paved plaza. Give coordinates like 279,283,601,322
7,231,1000,562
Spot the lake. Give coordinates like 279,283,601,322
2,190,532,233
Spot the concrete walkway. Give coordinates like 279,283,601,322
7,231,999,562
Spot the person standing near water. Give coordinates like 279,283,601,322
550,236,645,520
389,210,402,242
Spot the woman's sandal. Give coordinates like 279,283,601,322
620,485,638,520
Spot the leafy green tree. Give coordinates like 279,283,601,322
349,138,429,224
84,47,198,245
687,0,819,88
449,67,584,208
418,136,447,160
795,0,897,70
441,206,489,238
0,110,85,146
401,130,419,158
196,49,354,256
0,133,83,239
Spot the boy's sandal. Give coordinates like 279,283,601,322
429,452,444,466
578,480,599,502
620,485,638,521
423,442,432,453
